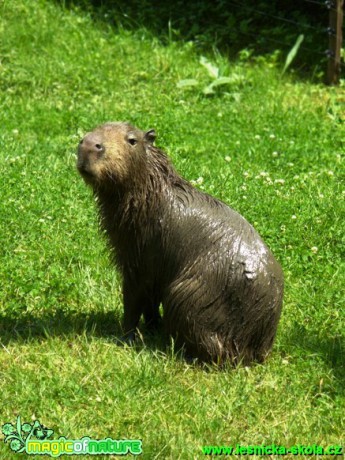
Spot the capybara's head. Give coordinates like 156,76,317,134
77,122,156,187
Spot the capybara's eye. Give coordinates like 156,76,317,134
128,138,137,146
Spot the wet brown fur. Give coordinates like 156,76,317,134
77,122,284,365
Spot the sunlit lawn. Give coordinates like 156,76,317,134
0,1,344,458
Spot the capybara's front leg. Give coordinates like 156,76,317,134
143,300,161,331
119,279,144,344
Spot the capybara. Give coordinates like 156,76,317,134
77,122,284,364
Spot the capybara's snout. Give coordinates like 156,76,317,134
77,131,105,177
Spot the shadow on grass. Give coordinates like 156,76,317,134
282,324,345,385
0,309,167,353
1,311,344,384
52,0,328,79
0,310,121,342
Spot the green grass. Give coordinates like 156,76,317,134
0,1,344,458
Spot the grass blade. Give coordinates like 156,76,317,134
176,79,199,89
282,34,304,75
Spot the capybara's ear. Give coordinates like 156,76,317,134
144,129,156,144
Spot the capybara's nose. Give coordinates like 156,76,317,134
77,132,105,175
78,132,105,157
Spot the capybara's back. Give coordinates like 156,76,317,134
77,122,284,364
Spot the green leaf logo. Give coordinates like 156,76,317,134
2,416,54,453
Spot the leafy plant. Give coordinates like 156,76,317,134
177,56,246,95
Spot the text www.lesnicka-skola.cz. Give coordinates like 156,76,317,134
202,444,343,456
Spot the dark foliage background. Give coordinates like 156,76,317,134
57,0,333,76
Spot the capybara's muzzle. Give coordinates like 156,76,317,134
77,131,105,176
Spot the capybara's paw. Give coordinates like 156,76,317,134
116,331,136,346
